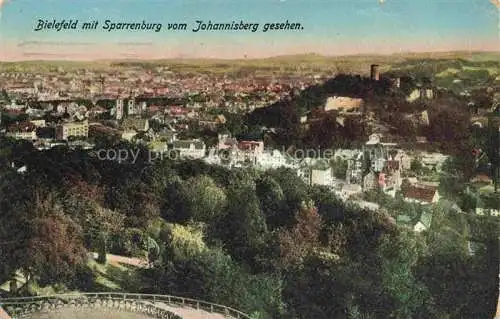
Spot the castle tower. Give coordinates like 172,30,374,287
127,98,136,115
116,99,124,120
370,64,380,81
99,75,105,95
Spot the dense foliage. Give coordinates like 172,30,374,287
0,137,497,318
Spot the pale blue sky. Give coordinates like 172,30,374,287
0,0,498,59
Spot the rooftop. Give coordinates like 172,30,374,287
7,121,36,133
403,184,438,203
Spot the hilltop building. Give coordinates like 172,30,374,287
324,96,364,113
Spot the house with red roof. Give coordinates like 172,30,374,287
402,184,440,205
6,121,37,141
238,141,264,154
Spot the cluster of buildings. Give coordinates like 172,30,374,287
2,62,497,236
0,63,338,153
0,65,330,113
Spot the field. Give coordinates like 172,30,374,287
0,51,498,76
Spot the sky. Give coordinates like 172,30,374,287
0,0,498,60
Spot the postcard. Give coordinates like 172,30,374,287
0,0,499,318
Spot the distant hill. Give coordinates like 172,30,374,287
1,51,498,73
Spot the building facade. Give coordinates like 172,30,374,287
56,120,89,140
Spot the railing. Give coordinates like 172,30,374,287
0,292,252,319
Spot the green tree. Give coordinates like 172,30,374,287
145,248,285,319
184,175,227,223
268,168,310,228
256,175,285,229
331,158,348,179
97,232,108,264
410,158,423,175
160,222,207,260
278,204,322,268
215,178,268,265
376,230,431,318
4,191,87,286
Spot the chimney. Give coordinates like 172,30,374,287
370,64,380,81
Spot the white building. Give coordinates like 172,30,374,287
419,152,449,171
172,140,206,159
406,88,434,102
6,129,37,141
324,96,364,112
55,120,89,140
394,150,411,171
334,149,360,161
256,150,292,170
115,99,124,120
309,167,334,186
127,98,142,115
4,101,25,111
475,208,500,217
30,119,46,128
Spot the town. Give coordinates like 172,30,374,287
1,61,498,223
0,53,499,319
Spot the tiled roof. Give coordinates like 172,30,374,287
89,124,120,136
471,174,493,183
403,185,437,203
121,118,148,131
238,141,262,151
7,121,36,133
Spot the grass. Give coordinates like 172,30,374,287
0,271,27,293
0,258,142,297
86,258,143,292
435,68,462,77
147,141,167,151
462,66,500,76
88,259,125,291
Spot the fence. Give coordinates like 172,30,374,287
0,292,251,319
